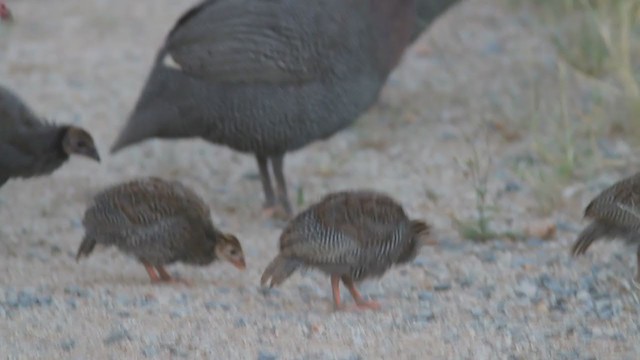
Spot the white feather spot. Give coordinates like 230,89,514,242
162,53,182,71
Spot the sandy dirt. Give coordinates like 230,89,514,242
1,0,639,359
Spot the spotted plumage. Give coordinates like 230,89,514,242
76,177,246,284
571,172,640,285
260,190,431,310
0,85,100,187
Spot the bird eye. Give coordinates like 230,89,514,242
229,249,238,256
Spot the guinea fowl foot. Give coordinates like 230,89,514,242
330,275,382,312
155,266,192,286
142,262,191,286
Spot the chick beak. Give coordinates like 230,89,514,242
83,148,101,163
232,258,246,270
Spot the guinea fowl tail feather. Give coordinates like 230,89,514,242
75,235,97,262
396,220,432,264
260,255,300,288
571,221,608,256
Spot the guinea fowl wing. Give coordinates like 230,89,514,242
164,0,349,84
281,192,409,269
584,173,640,230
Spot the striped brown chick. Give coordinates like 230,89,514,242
571,172,640,287
260,190,431,311
76,177,246,285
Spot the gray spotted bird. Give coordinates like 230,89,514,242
0,85,100,187
260,190,431,310
110,0,461,218
572,172,640,288
76,177,246,285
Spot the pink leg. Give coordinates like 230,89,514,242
141,261,161,283
156,265,191,286
331,274,344,311
342,275,381,311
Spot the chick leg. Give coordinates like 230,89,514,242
342,275,381,310
271,154,292,217
156,265,191,286
256,155,277,216
141,261,161,283
331,274,344,311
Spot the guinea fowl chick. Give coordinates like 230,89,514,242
0,85,100,187
110,0,461,219
260,190,431,310
76,177,246,285
572,172,640,288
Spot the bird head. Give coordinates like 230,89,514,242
62,126,101,162
0,2,12,23
215,233,246,270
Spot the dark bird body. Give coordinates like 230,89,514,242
260,190,430,310
110,0,461,216
572,172,640,285
0,85,99,187
77,177,246,284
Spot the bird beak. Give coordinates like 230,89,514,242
232,259,246,270
82,148,101,163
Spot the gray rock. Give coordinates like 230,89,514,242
515,279,538,299
104,327,132,345
478,250,497,263
64,285,90,298
258,351,278,360
60,339,75,352
417,291,434,302
433,283,452,292
142,345,158,358
406,309,435,324
5,289,52,309
204,301,231,311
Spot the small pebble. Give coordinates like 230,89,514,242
258,351,278,360
142,345,158,358
433,283,452,292
60,339,75,352
104,327,131,345
417,291,434,302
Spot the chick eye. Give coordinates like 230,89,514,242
229,249,238,256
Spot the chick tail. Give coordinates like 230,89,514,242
410,220,431,240
572,221,608,256
260,255,300,288
75,236,97,262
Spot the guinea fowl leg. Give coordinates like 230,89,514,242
271,155,292,217
256,155,277,216
156,265,191,286
341,275,381,310
331,274,344,310
141,261,161,283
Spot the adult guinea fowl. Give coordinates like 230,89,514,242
260,190,431,310
572,172,640,288
110,0,462,218
0,85,100,187
76,177,247,285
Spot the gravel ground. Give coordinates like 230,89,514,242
1,0,639,359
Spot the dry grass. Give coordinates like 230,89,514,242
500,0,640,214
